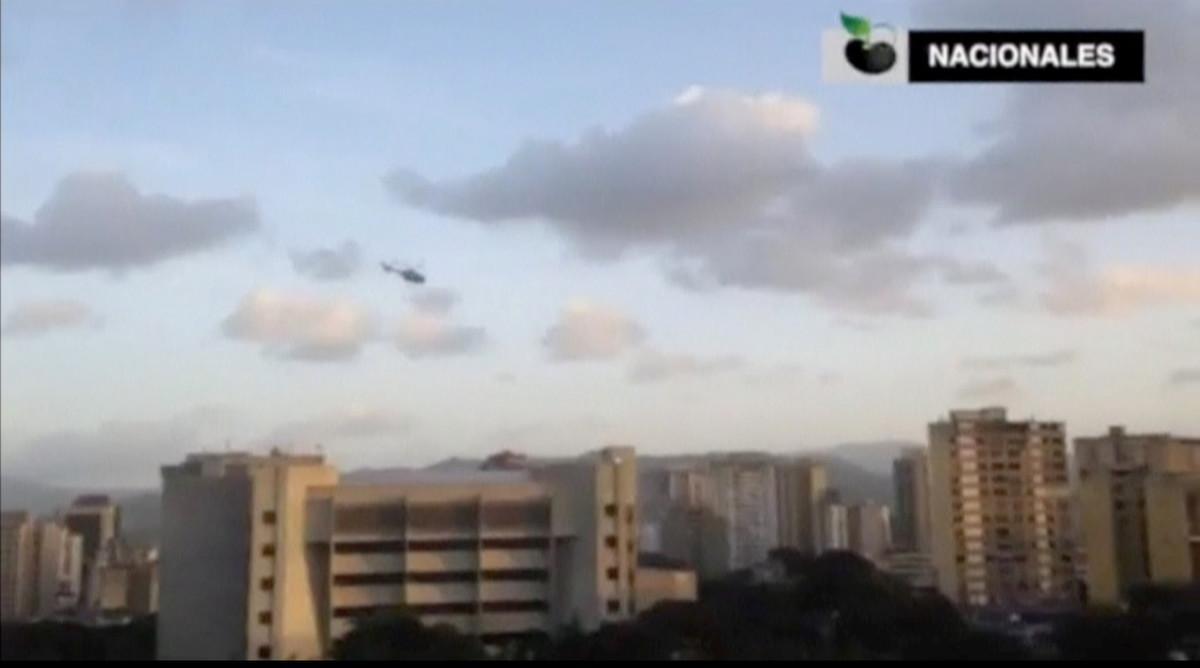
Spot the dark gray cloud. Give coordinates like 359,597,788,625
962,350,1075,371
918,0,1200,223
388,88,941,316
2,300,101,337
957,376,1019,399
1,172,258,272
290,240,361,281
1166,368,1200,387
934,257,1009,286
628,350,744,383
410,288,459,315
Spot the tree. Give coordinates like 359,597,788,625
330,612,486,661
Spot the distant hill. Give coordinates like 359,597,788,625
820,441,920,476
0,477,161,547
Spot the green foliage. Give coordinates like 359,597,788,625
840,12,872,40
330,610,486,661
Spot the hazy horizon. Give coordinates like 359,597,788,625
2,0,1197,489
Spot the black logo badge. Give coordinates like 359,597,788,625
841,12,897,75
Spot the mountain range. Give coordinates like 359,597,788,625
0,440,916,546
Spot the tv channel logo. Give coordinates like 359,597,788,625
823,12,908,84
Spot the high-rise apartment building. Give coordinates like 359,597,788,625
847,501,891,563
929,407,1076,608
1075,426,1200,604
1,511,36,620
63,495,121,605
776,458,828,554
892,448,932,553
158,447,638,660
708,454,779,571
0,511,84,621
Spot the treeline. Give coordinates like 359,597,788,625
1,615,155,661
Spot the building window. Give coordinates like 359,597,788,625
626,507,635,523
258,646,271,659
260,577,274,591
605,535,618,548
259,611,272,625
604,504,618,517
262,511,277,525
261,544,276,557
606,599,621,613
606,567,619,581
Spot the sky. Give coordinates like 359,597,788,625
1,0,1197,488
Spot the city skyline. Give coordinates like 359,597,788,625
3,0,1199,489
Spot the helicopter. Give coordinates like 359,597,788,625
381,260,426,284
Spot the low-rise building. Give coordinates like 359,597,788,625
158,447,638,660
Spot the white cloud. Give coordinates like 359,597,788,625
542,299,645,361
261,407,414,446
1,172,258,272
392,288,486,358
919,0,1200,223
221,289,374,361
387,88,940,315
290,240,362,281
628,349,744,383
394,311,486,358
3,299,101,337
1043,266,1200,316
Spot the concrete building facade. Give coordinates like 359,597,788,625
0,512,84,621
158,447,638,660
892,448,932,554
708,454,779,571
847,501,891,563
929,407,1076,608
1075,427,1200,604
775,458,827,554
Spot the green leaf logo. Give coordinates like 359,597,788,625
840,12,872,41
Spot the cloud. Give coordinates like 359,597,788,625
388,87,940,315
1,172,258,272
221,289,374,361
410,288,459,315
918,0,1200,223
392,287,485,358
1166,368,1200,387
961,349,1076,371
394,312,486,358
628,349,744,383
1043,266,1200,316
957,376,1020,399
1033,239,1200,316
261,407,414,446
0,406,237,488
290,240,361,281
542,299,645,361
3,300,101,337
934,257,1009,286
